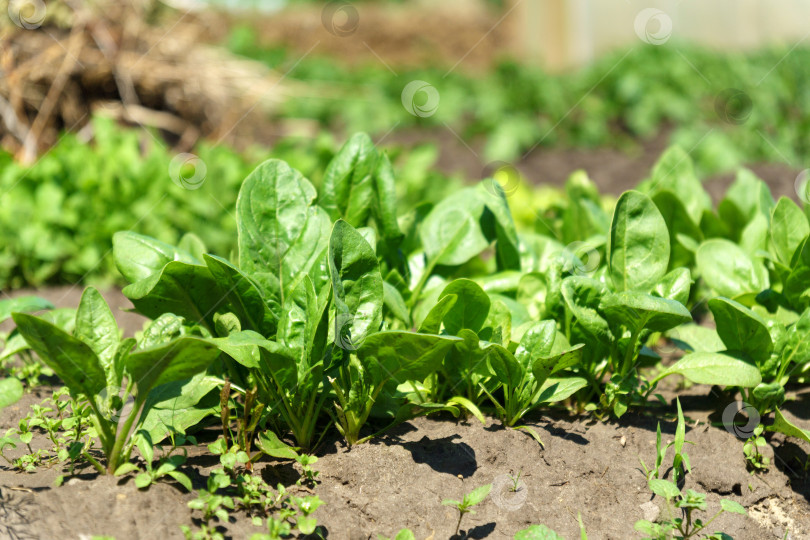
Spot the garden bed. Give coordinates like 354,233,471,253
2,384,809,539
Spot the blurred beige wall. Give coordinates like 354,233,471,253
508,0,810,70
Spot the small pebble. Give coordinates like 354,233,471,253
620,435,626,447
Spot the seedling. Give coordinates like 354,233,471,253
442,483,492,536
743,424,770,472
113,433,193,491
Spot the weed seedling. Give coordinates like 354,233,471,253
743,424,770,472
442,483,491,536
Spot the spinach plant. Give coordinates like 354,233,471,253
11,287,219,473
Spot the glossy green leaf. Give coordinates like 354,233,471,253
113,232,199,283
357,331,460,385
204,254,271,334
0,296,53,323
608,190,670,292
768,408,810,445
320,132,378,226
12,312,106,399
771,197,809,266
708,297,772,363
236,159,330,297
124,337,220,397
696,239,768,299
420,189,488,267
601,290,692,333
654,351,761,387
537,376,588,403
329,220,384,348
74,287,119,381
122,261,220,331
438,279,491,335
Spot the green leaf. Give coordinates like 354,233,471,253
608,191,670,292
438,279,491,335
329,220,384,349
601,291,692,333
320,132,378,226
417,294,457,334
113,231,199,283
647,146,711,224
771,197,809,266
113,462,140,476
475,182,521,271
514,524,565,540
561,276,611,343
236,159,330,297
720,499,747,515
357,331,460,385
696,239,768,299
779,308,810,370
537,376,588,403
256,430,300,460
463,483,492,507
122,262,220,331
708,297,772,363
204,254,271,334
12,313,106,399
373,153,404,242
654,351,761,387
652,268,692,306
0,296,53,323
420,189,488,266
648,478,680,499
487,345,523,389
768,408,810,445
0,377,23,409
669,324,725,353
134,473,152,489
74,287,119,382
394,530,416,540
167,470,193,492
124,337,220,398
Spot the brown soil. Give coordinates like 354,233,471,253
2,382,809,539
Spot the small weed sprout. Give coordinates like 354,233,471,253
743,424,769,472
442,483,492,536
